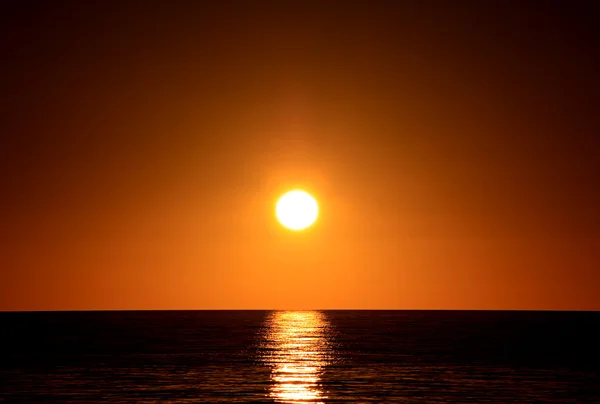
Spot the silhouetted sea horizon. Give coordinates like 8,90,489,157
2,310,599,402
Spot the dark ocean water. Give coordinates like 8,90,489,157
1,311,599,403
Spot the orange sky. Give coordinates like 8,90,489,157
1,1,599,310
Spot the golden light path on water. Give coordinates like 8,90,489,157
261,311,334,403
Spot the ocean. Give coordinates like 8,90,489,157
1,310,599,402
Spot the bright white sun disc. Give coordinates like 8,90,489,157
276,190,319,231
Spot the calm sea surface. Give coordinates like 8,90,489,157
1,311,599,403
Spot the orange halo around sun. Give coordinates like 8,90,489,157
275,190,319,231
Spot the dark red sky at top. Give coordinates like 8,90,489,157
1,1,599,310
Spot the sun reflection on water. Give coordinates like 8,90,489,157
260,311,334,403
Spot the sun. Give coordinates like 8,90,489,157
276,190,319,231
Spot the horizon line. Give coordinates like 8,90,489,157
2,308,599,313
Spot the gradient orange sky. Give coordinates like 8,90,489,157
1,1,599,310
